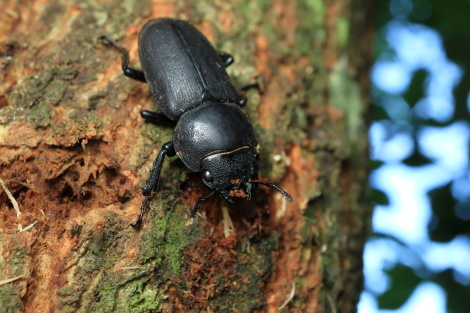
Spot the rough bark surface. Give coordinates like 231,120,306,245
0,0,372,312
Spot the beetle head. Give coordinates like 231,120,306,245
200,146,294,205
200,146,258,202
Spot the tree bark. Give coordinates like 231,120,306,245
0,0,372,312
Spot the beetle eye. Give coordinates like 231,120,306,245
202,170,213,182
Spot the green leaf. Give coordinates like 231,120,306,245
378,264,421,309
371,188,390,205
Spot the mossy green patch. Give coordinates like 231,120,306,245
0,284,23,313
59,285,82,313
89,276,165,313
127,281,164,313
300,200,318,244
0,236,29,313
1,65,79,127
58,213,169,312
336,17,350,47
139,204,197,273
60,264,165,313
296,0,326,57
306,0,326,16
328,57,364,147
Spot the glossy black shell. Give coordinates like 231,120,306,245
138,18,240,121
174,102,258,172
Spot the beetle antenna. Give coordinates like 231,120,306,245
252,181,293,202
98,35,130,68
98,35,147,82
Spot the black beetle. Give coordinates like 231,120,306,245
100,18,292,225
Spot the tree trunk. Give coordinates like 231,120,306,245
0,0,372,312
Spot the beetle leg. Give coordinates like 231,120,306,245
142,141,176,196
189,191,216,221
236,83,260,107
133,141,176,227
217,51,234,67
241,83,260,92
98,35,147,83
237,94,248,107
140,110,175,125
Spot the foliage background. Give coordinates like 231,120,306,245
361,0,470,312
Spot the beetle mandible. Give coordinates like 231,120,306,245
100,18,292,226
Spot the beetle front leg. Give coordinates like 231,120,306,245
217,51,234,67
99,35,147,82
236,83,260,107
134,141,176,227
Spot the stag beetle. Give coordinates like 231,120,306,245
100,18,292,226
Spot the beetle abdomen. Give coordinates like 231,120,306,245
173,102,258,172
138,18,239,121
